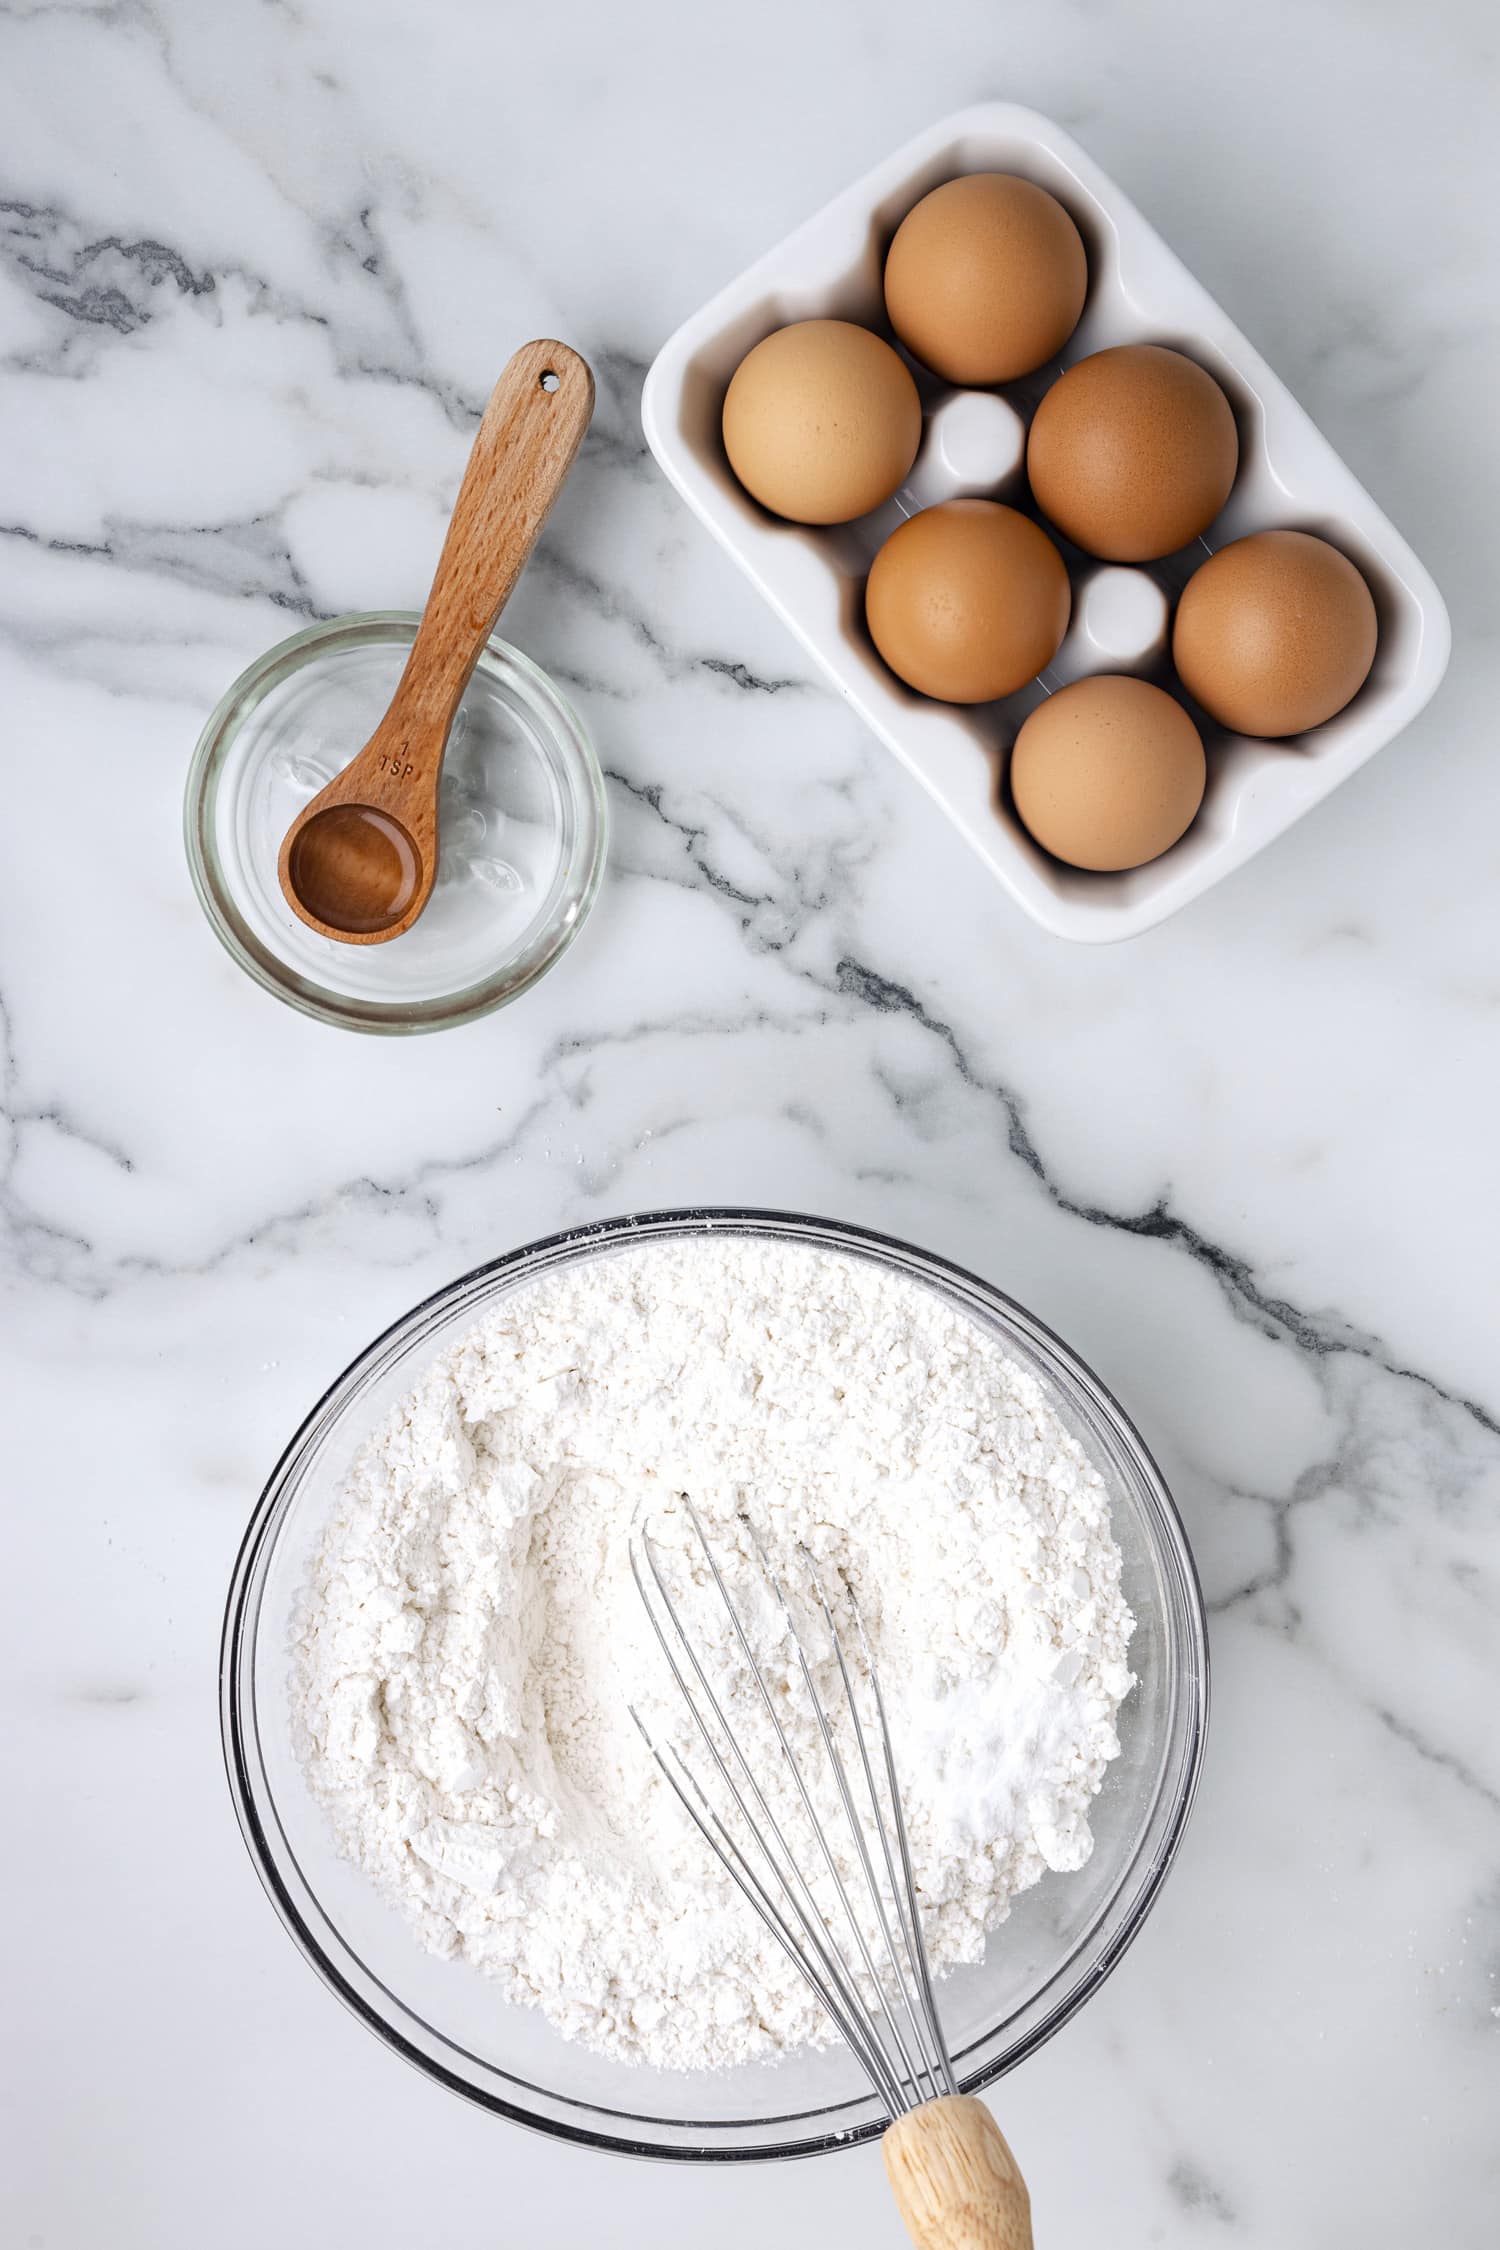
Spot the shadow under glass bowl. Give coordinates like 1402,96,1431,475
222,1208,1208,2161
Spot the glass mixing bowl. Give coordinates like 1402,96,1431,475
222,1210,1208,2159
184,614,608,1033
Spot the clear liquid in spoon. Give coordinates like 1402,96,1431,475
286,803,422,936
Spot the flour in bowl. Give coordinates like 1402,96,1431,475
294,1234,1134,2072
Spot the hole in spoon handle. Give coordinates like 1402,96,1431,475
397,340,594,732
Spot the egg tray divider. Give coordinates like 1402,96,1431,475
642,103,1450,942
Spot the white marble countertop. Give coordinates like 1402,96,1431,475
5,2,1497,2243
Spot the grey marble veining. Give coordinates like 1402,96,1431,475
3,1,1498,2244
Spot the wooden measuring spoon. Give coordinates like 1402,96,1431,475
278,340,594,943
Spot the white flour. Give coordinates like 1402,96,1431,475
295,1235,1134,2072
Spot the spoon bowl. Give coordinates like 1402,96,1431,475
286,805,423,936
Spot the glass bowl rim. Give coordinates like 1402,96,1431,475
183,611,609,1035
221,1206,1209,2161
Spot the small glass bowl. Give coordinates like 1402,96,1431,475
221,1209,1209,2161
185,614,608,1033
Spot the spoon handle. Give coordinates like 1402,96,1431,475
391,340,594,737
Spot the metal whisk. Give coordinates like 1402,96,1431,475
629,1499,1034,2250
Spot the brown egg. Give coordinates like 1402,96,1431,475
884,173,1088,385
722,319,921,525
1173,529,1378,736
1010,675,1206,870
866,500,1071,703
1027,344,1239,561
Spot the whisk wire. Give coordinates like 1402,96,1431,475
629,1503,959,2120
797,1548,954,2103
703,1511,932,2108
626,1709,907,2112
846,1583,959,2099
753,1528,945,2108
629,1535,910,2113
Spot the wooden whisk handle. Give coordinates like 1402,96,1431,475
883,2096,1033,2250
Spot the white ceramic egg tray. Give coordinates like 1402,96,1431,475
641,104,1451,942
